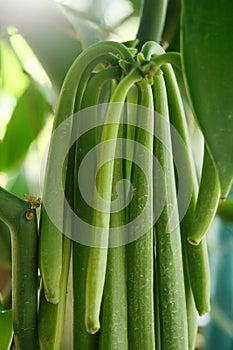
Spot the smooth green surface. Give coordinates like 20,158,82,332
137,0,168,46
38,237,71,350
73,65,119,350
153,73,188,349
218,197,233,222
99,157,128,350
85,67,142,334
0,309,13,350
127,81,155,350
181,0,233,197
187,146,221,246
0,219,11,270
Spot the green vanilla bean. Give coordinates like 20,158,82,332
125,85,138,184
0,186,38,350
74,54,119,112
141,41,165,60
38,236,71,350
160,0,181,49
162,64,211,315
217,197,233,222
73,67,120,349
98,244,128,350
137,0,168,47
187,145,221,246
183,263,197,350
85,67,143,334
154,259,161,350
127,80,155,350
98,151,128,349
40,41,133,304
38,146,74,350
185,236,210,316
161,63,198,335
153,72,188,350
39,54,117,305
73,241,99,350
81,66,121,108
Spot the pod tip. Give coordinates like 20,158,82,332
86,318,100,334
187,237,199,246
44,291,59,305
197,304,211,316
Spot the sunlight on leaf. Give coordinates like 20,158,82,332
8,27,52,89
0,39,29,98
0,92,16,140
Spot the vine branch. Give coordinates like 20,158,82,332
0,186,39,349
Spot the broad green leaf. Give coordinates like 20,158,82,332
0,83,51,171
181,0,233,197
0,309,13,350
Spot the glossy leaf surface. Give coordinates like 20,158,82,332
181,0,233,196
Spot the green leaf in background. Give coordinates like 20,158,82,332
129,0,141,16
61,0,138,48
0,0,82,90
181,0,233,197
0,83,51,171
6,166,30,198
0,39,29,98
0,309,13,350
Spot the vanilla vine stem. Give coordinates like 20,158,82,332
0,186,39,350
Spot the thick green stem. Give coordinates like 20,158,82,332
0,186,39,350
137,0,168,47
0,219,11,271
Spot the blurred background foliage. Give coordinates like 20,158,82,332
0,1,232,349
0,0,142,196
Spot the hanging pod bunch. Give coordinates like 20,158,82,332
39,39,217,349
